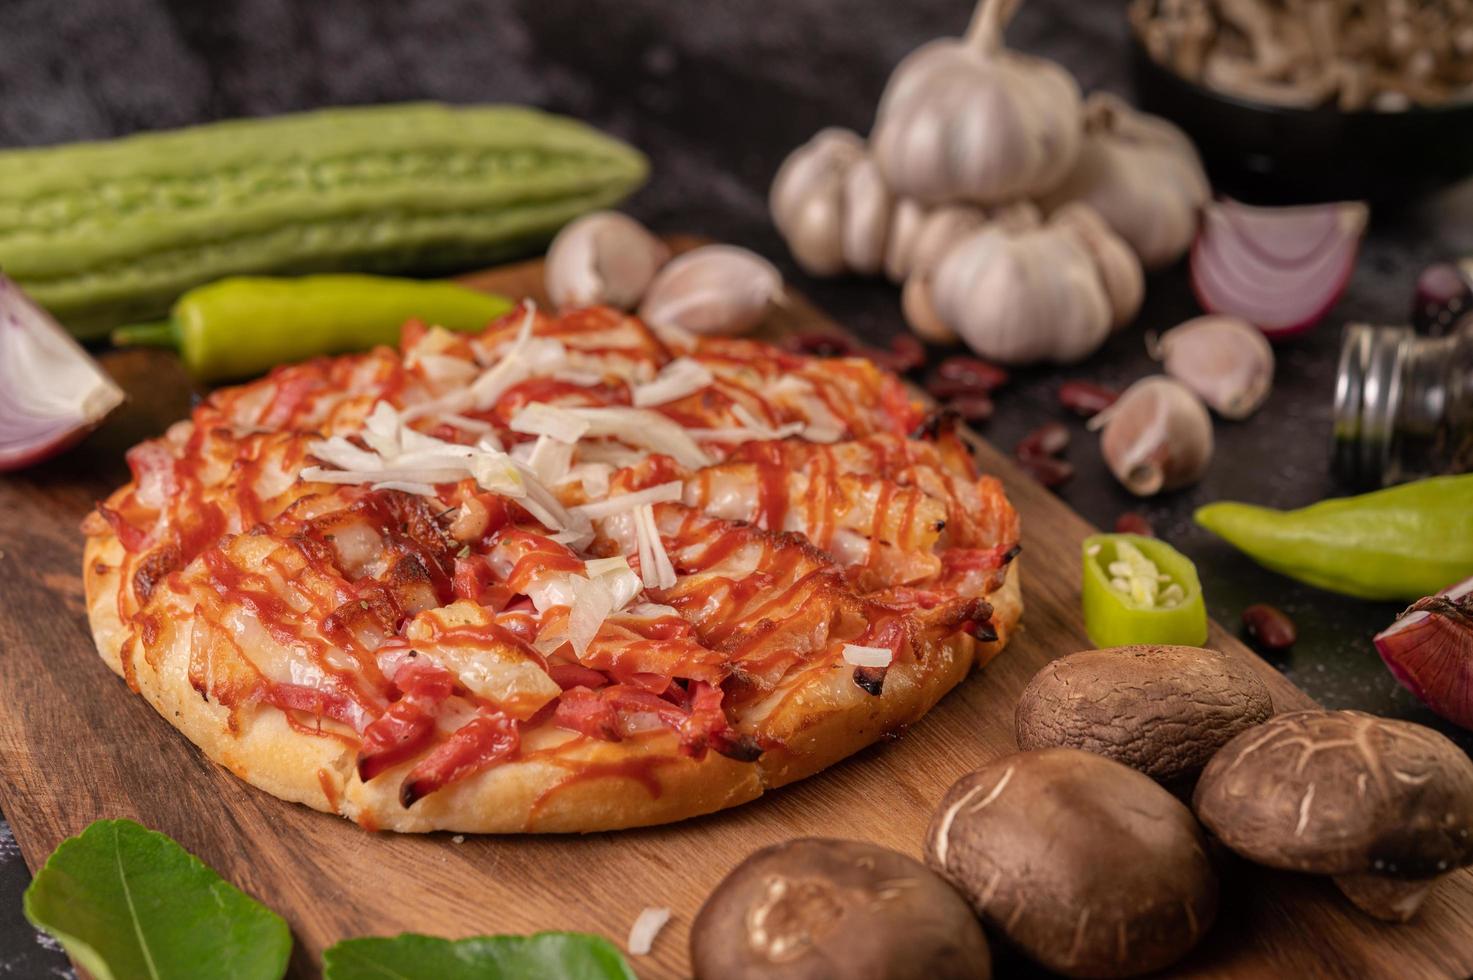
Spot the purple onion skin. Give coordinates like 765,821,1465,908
1375,576,1473,730
0,275,125,471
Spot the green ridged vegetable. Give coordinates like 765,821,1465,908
0,103,647,339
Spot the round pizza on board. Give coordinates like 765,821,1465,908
83,304,1022,833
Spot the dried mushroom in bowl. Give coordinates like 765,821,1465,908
1130,0,1473,111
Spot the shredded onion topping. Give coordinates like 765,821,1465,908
627,906,672,956
842,644,894,668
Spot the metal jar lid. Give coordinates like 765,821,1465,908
1331,323,1412,487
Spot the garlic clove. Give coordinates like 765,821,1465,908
840,157,893,276
1093,376,1213,496
784,187,848,277
1155,315,1275,420
883,198,930,283
545,211,671,311
901,269,958,345
770,128,866,277
637,245,782,338
1052,202,1144,329
907,205,990,279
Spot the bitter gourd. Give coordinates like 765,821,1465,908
0,103,647,338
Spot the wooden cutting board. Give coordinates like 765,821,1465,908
2,241,1471,980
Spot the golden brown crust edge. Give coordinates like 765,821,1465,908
84,532,1021,833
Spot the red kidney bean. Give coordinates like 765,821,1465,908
1114,512,1155,537
945,394,994,423
936,355,1009,392
881,334,926,373
1017,453,1074,488
786,332,856,357
1242,603,1297,652
1015,421,1070,459
1058,380,1120,417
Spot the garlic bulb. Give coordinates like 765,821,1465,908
1051,202,1144,329
637,245,782,337
898,202,1036,343
769,128,871,276
870,0,1082,205
1040,92,1209,270
1092,376,1214,496
545,211,671,310
1155,315,1274,420
925,204,1140,365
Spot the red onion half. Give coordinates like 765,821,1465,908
0,275,124,471
1375,575,1473,730
1191,199,1368,341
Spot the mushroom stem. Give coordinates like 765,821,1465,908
1333,872,1440,923
963,0,1021,55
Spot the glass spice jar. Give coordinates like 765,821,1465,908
1332,317,1473,487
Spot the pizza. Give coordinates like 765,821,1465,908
83,304,1022,833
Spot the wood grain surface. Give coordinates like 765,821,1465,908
1,243,1470,979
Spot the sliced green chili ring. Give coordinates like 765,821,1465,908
1081,533,1208,648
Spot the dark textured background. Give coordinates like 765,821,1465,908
1,0,1471,974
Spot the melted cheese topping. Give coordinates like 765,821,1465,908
89,303,1020,811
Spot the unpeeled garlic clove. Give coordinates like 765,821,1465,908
840,157,893,276
901,269,958,345
769,128,866,277
1052,201,1144,329
545,211,671,311
637,245,782,337
883,198,930,283
898,203,1011,343
1092,376,1213,496
1155,315,1274,420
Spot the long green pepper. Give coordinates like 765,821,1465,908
0,103,646,337
113,275,513,382
1195,474,1473,601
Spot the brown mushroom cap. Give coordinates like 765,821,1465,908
1015,644,1273,785
1194,710,1473,878
925,748,1216,979
690,837,991,980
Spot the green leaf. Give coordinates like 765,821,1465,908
22,819,291,980
322,932,638,980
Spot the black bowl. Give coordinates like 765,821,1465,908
1129,40,1473,205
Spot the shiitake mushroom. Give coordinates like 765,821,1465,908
690,837,991,980
1015,644,1274,787
926,748,1217,978
1194,709,1473,922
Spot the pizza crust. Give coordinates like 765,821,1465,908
85,531,1021,833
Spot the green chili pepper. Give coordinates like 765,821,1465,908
112,275,513,382
1082,534,1208,648
1195,475,1473,601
